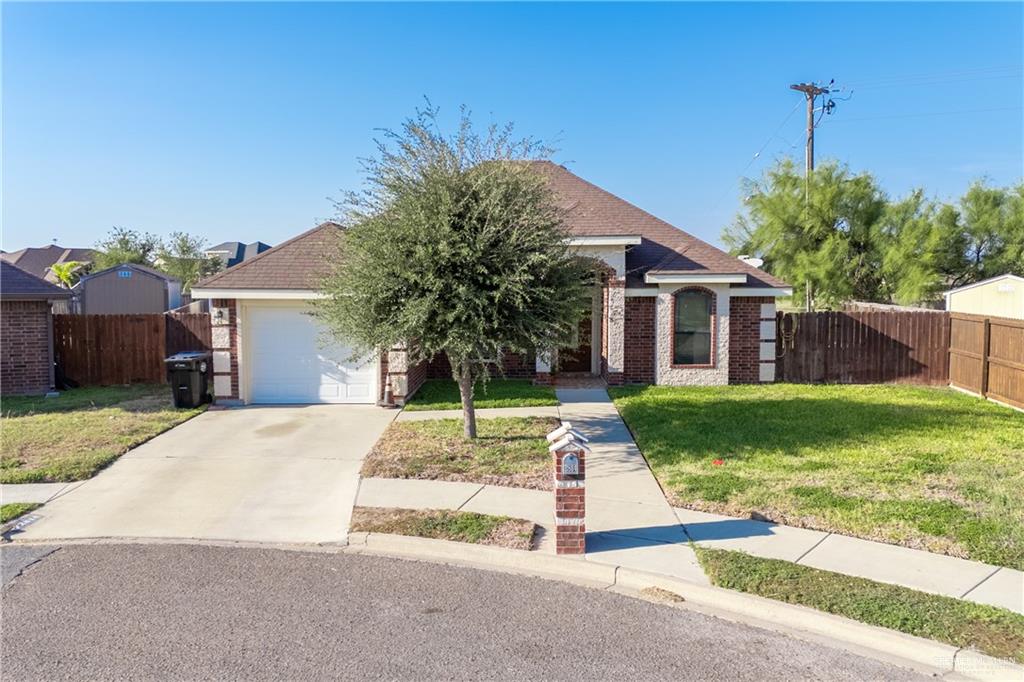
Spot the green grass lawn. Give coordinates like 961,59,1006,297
1,503,40,524
404,379,558,411
697,547,1024,663
362,416,557,489
609,384,1024,569
350,507,536,550
1,384,205,483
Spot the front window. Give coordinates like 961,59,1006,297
673,290,712,365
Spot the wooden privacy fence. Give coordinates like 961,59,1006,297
53,313,211,387
776,310,951,386
948,313,1024,410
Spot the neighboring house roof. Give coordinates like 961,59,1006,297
79,262,181,284
0,245,95,282
532,161,786,289
194,164,787,293
206,241,273,268
943,273,1024,296
195,223,340,290
1,260,73,300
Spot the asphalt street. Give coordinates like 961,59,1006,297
1,543,927,681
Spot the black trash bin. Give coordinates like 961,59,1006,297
165,351,211,408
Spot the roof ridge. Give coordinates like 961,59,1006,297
544,163,781,284
196,221,340,289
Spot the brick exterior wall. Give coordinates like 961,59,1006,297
425,352,536,380
404,357,428,402
1,300,53,395
729,296,772,384
623,296,656,384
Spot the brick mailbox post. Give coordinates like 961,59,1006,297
547,422,589,555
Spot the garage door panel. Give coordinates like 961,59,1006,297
248,305,377,404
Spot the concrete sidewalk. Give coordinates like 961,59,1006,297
359,390,1023,615
1,482,85,505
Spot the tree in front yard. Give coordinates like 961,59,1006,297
317,105,592,438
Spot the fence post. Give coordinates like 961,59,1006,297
981,317,991,397
547,422,589,555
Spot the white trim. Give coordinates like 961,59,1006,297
625,288,659,297
567,235,642,247
191,288,322,300
942,274,1024,297
731,287,793,297
645,272,747,285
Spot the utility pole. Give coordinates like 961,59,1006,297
790,81,832,314
789,82,830,176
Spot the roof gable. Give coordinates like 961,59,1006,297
944,273,1024,296
82,262,179,283
531,161,786,288
195,223,341,290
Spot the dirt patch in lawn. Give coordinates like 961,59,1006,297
361,416,558,490
350,507,537,550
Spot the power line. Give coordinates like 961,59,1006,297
842,65,1022,90
828,105,1022,123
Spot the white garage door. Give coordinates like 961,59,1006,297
248,305,378,404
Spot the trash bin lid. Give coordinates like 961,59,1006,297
164,351,211,363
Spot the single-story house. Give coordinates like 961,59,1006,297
192,162,791,406
60,263,182,314
944,274,1023,320
1,261,72,395
0,244,95,284
205,241,273,269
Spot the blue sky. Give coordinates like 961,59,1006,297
3,2,1022,252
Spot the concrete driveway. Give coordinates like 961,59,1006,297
11,405,396,544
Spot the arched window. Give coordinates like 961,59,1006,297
673,289,713,366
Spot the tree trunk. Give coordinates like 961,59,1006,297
456,361,477,439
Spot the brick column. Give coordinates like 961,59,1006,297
604,277,626,385
547,422,589,555
759,302,777,383
210,299,239,403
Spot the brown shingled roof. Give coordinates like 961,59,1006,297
532,161,786,289
1,260,73,300
195,222,341,290
195,165,786,292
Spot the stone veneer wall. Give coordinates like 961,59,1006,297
210,299,240,401
1,300,53,395
603,278,625,385
655,284,730,386
623,297,656,384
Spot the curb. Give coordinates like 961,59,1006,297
7,531,1022,681
348,532,1024,682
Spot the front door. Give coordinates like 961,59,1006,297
561,315,592,373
